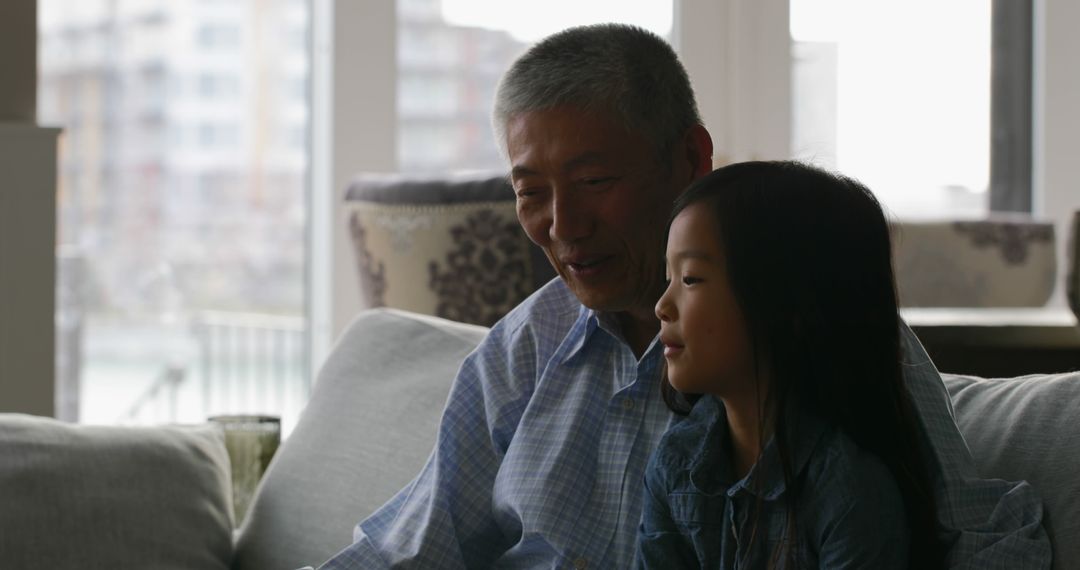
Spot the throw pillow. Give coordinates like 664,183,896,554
0,414,234,569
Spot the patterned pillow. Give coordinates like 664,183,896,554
892,218,1056,307
345,174,555,327
349,201,546,327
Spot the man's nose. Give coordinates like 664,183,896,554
549,190,591,243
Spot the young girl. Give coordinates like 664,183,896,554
637,161,944,569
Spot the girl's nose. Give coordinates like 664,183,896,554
655,287,675,322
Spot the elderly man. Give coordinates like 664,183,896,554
320,24,1048,569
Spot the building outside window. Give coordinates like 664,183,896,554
40,0,310,431
396,0,674,173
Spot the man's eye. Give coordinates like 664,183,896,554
582,177,616,187
682,276,702,285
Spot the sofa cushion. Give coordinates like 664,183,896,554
0,415,233,569
232,308,488,570
943,372,1080,570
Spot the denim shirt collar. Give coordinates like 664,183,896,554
687,395,829,501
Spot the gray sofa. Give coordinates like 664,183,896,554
2,309,1078,569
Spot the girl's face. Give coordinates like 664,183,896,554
655,202,755,397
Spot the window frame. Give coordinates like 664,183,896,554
990,0,1034,213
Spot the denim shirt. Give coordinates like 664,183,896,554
637,395,909,569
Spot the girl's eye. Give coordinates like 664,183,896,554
682,276,702,286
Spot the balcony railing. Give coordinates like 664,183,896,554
118,311,307,425
194,310,308,418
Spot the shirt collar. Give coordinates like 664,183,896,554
560,305,600,363
688,396,829,501
560,306,665,366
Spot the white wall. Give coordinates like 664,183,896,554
309,0,396,375
0,0,60,417
0,125,60,417
0,1,36,123
676,0,792,165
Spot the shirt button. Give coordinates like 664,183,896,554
622,398,635,411
573,558,588,569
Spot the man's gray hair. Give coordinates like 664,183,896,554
492,23,702,161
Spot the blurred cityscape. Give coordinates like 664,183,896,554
38,0,987,427
39,0,530,429
40,0,309,319
397,0,528,172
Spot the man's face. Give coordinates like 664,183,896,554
507,106,687,318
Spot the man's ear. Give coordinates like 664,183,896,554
682,124,714,180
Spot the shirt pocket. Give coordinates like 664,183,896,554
666,492,730,568
666,492,729,526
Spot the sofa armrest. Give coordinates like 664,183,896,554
232,309,488,570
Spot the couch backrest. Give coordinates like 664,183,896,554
943,372,1080,570
233,308,1078,569
232,309,487,570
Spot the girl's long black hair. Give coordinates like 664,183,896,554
661,161,944,568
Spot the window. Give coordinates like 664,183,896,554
197,24,242,50
790,0,997,218
40,0,310,432
988,0,1033,213
396,0,674,173
198,73,241,99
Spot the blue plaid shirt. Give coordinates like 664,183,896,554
318,278,1050,569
